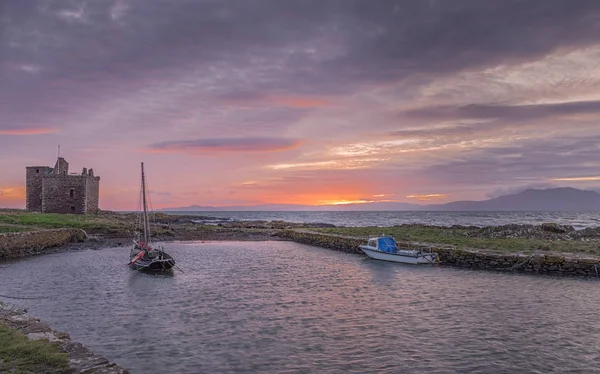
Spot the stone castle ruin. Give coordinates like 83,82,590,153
26,157,100,214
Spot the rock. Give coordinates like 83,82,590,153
540,222,575,233
568,227,600,240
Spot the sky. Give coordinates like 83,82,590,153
2,0,600,210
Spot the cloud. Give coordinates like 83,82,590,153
3,1,600,208
147,137,302,154
402,100,600,122
267,158,389,171
0,127,59,135
423,134,600,188
551,176,600,182
214,91,332,108
406,193,450,201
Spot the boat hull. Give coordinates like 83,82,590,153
129,250,176,272
359,245,438,265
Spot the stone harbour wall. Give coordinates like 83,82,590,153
0,229,87,260
277,229,365,254
277,230,600,277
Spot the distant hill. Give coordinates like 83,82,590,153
160,187,600,212
422,187,600,211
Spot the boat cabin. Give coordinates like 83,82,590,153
368,236,398,253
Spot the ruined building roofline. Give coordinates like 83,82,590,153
26,166,52,169
43,174,100,178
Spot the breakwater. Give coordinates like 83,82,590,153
277,229,600,277
0,229,87,260
0,302,129,373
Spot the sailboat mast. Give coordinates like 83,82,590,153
141,162,150,244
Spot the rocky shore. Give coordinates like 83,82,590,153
2,212,600,270
0,302,129,373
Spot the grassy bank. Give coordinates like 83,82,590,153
0,210,135,234
0,323,71,373
1,209,599,255
0,209,176,237
310,226,600,255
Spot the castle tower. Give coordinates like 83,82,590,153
53,157,69,175
25,166,53,212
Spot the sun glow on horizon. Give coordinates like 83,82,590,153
0,187,26,208
319,200,371,205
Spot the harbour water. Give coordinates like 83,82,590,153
165,211,600,230
2,241,600,373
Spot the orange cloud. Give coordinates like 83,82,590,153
0,127,59,135
551,176,600,181
406,193,450,201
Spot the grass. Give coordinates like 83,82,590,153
310,226,600,255
0,210,134,235
0,323,71,374
1,210,599,255
0,226,33,233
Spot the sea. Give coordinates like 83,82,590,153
162,211,600,230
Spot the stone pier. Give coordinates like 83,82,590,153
277,229,600,277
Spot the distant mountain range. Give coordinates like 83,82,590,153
160,187,600,212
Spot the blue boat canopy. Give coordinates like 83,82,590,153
377,236,398,253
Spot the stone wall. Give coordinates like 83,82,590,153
278,229,365,254
277,230,600,277
0,229,87,260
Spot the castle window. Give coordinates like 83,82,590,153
69,189,74,198
70,206,75,211
36,169,39,173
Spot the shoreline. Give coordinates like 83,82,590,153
1,208,600,276
0,301,129,373
3,226,600,278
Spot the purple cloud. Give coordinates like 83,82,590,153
148,137,302,154
402,100,600,121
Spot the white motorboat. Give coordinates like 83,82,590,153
359,235,439,265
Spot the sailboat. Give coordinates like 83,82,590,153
128,162,176,272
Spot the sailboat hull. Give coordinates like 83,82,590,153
129,251,176,272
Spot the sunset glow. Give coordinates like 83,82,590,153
0,128,59,136
0,187,26,203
